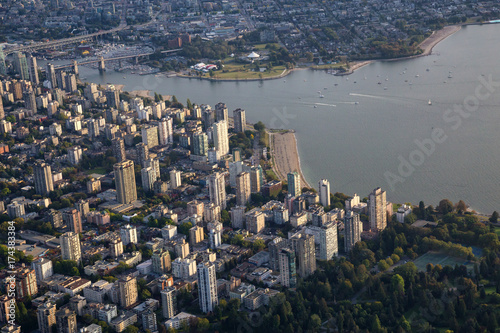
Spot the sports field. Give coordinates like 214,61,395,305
413,251,474,271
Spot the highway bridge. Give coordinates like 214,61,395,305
49,48,182,73
3,24,128,55
4,0,165,56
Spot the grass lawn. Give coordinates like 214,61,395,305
186,56,290,80
311,62,347,70
266,169,279,181
84,167,108,175
211,62,287,80
252,43,280,50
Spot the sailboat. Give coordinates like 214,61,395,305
428,99,432,105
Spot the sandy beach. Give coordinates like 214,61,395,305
129,90,153,98
418,25,461,56
113,86,170,100
270,131,311,189
349,61,372,72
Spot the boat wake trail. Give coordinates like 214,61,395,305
349,93,397,101
314,102,337,107
349,92,432,105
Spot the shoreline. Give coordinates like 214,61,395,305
308,25,462,74
269,131,311,189
128,90,154,98
106,25,462,93
106,83,154,99
418,25,462,56
377,25,462,63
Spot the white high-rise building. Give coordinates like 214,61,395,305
193,132,208,156
141,125,159,148
144,158,160,181
172,258,197,280
118,275,138,308
151,249,171,274
208,172,226,209
28,55,39,85
67,146,83,165
175,239,190,259
290,233,316,278
170,169,182,189
229,161,243,187
215,102,228,122
161,225,177,240
109,239,124,258
213,120,229,156
7,202,25,218
287,172,301,198
233,108,246,133
161,287,177,320
319,222,338,260
369,187,387,232
279,248,296,288
114,160,137,204
120,224,138,246
60,232,81,262
318,179,331,207
32,258,53,284
83,280,114,303
34,161,54,196
207,148,219,163
344,211,362,253
207,221,223,249
236,172,251,206
88,119,100,140
158,117,173,145
49,123,62,136
230,206,246,229
37,302,56,333
197,262,218,313
47,63,57,89
141,167,156,191
345,194,360,211
203,203,221,223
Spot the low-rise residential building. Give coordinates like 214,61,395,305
164,312,197,330
110,312,137,333
243,288,280,310
83,280,114,303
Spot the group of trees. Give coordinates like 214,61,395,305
229,131,254,159
209,195,500,332
53,259,81,276
211,211,500,332
0,244,33,269
179,36,236,59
